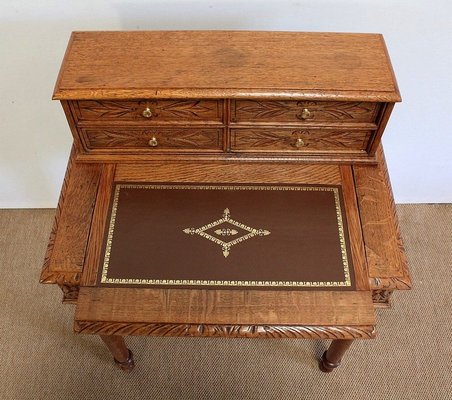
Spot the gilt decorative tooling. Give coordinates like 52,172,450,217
183,208,271,258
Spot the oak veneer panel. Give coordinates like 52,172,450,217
75,287,375,327
54,31,400,101
42,150,101,273
73,99,224,123
230,127,372,152
340,166,369,291
114,163,342,185
81,164,116,286
81,126,224,152
75,152,378,164
354,146,411,290
231,100,380,124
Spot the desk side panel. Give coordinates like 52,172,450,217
40,146,102,302
353,146,411,306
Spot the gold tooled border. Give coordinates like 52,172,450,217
100,184,351,287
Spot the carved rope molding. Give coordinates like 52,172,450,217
74,321,376,339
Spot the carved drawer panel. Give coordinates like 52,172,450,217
72,99,224,123
81,127,224,152
230,128,372,152
231,100,379,124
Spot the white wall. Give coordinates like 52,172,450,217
1,0,451,207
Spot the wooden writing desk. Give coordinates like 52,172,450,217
40,31,411,373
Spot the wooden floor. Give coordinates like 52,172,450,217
0,205,450,400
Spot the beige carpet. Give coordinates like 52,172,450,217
0,205,450,400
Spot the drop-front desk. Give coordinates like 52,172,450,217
40,31,411,373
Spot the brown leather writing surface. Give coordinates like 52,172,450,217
98,183,355,290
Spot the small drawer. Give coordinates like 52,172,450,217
230,128,372,152
72,99,224,123
231,100,379,124
81,127,224,152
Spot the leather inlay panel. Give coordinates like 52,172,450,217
98,183,355,290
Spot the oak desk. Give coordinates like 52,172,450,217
41,31,411,373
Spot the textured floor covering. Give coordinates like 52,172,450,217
0,205,451,400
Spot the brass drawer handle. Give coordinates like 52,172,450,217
142,107,153,118
299,108,311,120
295,138,305,148
148,137,158,147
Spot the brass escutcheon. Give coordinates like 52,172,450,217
142,107,153,118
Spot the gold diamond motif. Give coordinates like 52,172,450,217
183,208,271,257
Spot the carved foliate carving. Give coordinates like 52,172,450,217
372,289,393,307
85,128,222,149
74,321,375,339
232,129,370,151
77,100,222,121
232,100,378,122
40,270,81,286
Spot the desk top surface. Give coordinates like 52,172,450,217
54,31,400,101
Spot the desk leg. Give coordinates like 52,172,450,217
100,335,135,372
319,339,353,373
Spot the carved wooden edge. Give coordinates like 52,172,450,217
39,270,81,304
75,152,378,164
40,145,76,283
74,321,376,339
372,290,393,309
54,88,401,103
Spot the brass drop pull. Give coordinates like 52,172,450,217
300,108,311,120
295,138,305,148
142,107,153,118
148,137,158,147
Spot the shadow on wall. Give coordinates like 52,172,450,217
113,0,289,30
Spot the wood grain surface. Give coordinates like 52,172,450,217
353,146,411,291
115,162,342,185
81,164,116,286
339,166,369,291
54,31,400,102
40,147,101,277
75,287,375,327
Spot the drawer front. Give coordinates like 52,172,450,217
81,127,224,151
73,99,224,123
230,128,372,152
231,100,379,124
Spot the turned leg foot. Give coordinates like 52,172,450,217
100,335,135,372
319,339,353,373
